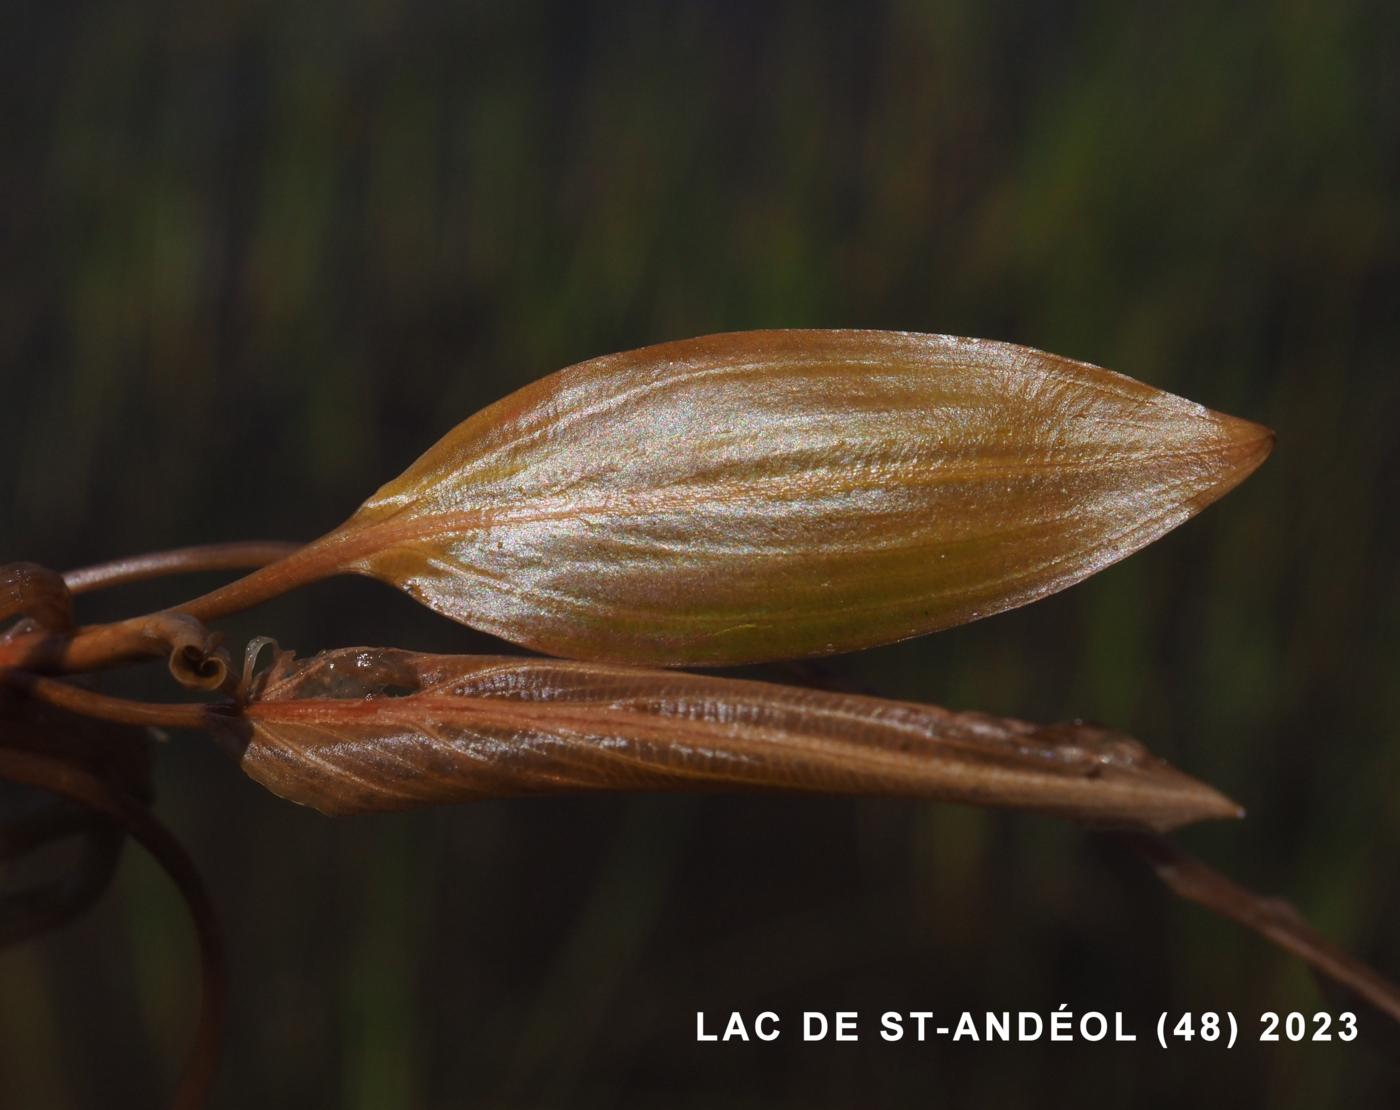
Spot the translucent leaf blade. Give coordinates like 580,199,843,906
308,331,1273,665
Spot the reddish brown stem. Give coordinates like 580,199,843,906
7,532,378,680
172,518,427,624
172,533,352,623
0,747,225,1110
1120,833,1400,1023
2,672,220,730
1,612,228,683
63,542,304,596
0,816,124,946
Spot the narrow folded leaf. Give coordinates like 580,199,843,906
217,647,1241,832
198,330,1272,665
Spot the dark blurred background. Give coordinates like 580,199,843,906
2,1,1398,1106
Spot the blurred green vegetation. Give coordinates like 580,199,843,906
2,1,1398,1106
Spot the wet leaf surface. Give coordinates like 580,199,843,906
301,330,1272,665
224,647,1241,831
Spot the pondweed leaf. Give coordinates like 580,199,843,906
192,330,1272,665
219,647,1240,832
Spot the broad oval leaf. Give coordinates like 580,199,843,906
218,648,1241,832
211,331,1273,665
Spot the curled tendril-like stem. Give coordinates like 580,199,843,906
127,613,232,694
237,636,287,704
0,802,124,946
0,746,225,1110
169,640,234,695
0,548,295,683
0,610,232,685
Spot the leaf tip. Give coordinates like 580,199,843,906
1200,411,1275,502
1147,775,1246,833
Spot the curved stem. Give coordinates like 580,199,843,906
172,517,445,624
1,612,230,682
172,535,347,624
0,748,225,1110
8,528,378,681
175,560,316,624
0,817,124,946
64,542,305,596
2,672,221,730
